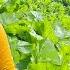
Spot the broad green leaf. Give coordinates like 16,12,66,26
31,11,43,20
59,40,70,70
17,41,32,54
29,29,43,41
38,40,61,65
43,19,58,43
54,24,65,39
9,37,20,64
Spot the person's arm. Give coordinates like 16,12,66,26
0,24,15,70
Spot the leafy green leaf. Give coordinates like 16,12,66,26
38,40,61,65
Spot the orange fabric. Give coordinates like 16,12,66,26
0,24,15,70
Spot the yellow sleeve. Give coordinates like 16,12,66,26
0,24,16,70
